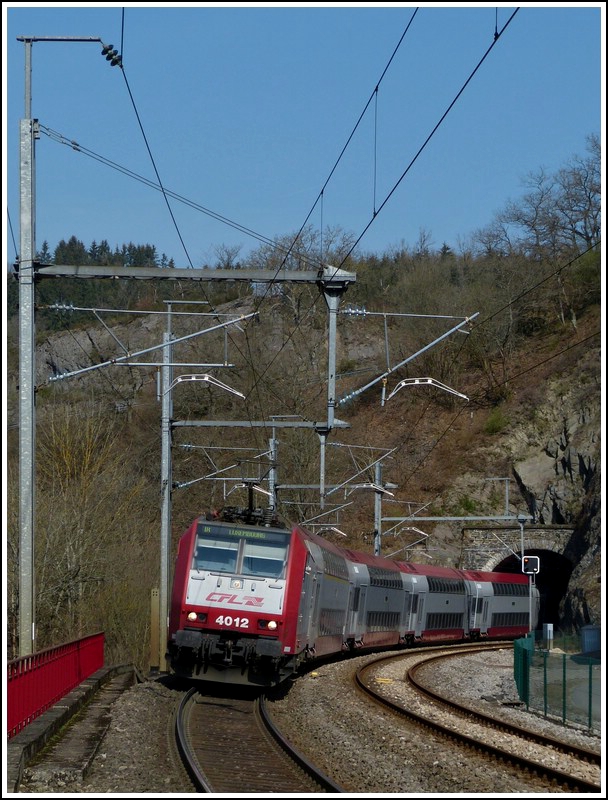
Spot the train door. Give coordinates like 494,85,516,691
297,558,315,642
415,592,426,638
402,591,412,633
409,576,426,638
344,562,362,644
345,583,357,643
345,582,367,647
398,589,413,645
297,555,322,648
309,576,322,643
357,585,368,643
481,595,489,634
410,590,418,634
469,585,482,632
467,582,491,636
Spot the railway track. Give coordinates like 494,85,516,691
16,644,599,793
174,687,344,793
355,644,601,793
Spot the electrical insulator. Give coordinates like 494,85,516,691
101,43,122,67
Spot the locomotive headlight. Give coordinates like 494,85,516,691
186,611,207,622
258,619,278,631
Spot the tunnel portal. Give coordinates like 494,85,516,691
493,549,573,630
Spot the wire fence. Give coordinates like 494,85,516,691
513,627,601,733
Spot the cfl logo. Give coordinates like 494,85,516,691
207,592,264,607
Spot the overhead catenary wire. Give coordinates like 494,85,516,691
247,7,420,324
7,208,19,261
235,10,421,398
104,10,295,448
276,8,419,276
243,7,523,399
39,125,322,269
228,7,420,343
118,67,194,270
113,6,191,272
334,7,521,271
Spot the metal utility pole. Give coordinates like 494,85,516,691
16,34,107,656
268,429,279,511
323,283,341,431
317,274,351,507
373,462,383,556
18,39,36,655
158,317,174,672
154,303,250,670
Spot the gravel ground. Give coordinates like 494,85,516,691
267,648,601,794
19,647,602,795
19,679,192,795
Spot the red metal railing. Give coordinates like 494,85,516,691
7,632,105,739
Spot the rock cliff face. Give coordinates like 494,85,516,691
561,469,601,630
511,371,600,526
432,340,601,631
510,354,601,629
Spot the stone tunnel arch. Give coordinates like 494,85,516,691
460,526,576,631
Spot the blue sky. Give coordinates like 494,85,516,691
3,2,603,269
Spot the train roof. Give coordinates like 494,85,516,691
458,568,529,584
342,548,406,571
395,562,529,583
394,561,471,579
297,525,529,583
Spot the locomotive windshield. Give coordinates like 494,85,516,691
193,523,290,579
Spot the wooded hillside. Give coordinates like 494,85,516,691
5,135,601,669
